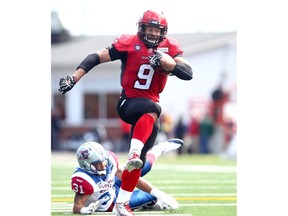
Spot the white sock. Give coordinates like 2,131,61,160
129,138,144,155
116,188,133,203
149,145,162,161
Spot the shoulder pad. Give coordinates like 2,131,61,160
112,34,136,49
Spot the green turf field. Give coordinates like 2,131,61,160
51,152,236,216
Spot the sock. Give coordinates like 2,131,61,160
116,188,133,203
132,114,155,144
121,169,141,192
148,145,162,161
141,156,153,176
146,152,156,166
129,138,144,155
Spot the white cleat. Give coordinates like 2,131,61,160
125,152,143,172
153,138,184,155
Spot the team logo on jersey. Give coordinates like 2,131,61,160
135,44,141,51
157,47,169,53
98,181,113,191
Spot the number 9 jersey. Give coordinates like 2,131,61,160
111,34,183,102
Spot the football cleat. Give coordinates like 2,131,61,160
113,202,135,216
153,138,184,155
124,151,143,172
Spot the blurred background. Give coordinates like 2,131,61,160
51,0,237,159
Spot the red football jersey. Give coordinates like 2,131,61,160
112,34,183,102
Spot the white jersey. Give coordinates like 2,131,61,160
71,151,119,211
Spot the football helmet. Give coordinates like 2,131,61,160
76,141,109,175
137,10,168,47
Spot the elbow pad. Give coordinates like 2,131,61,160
171,62,193,80
77,53,100,73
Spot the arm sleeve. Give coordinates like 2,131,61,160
77,53,100,73
171,62,193,80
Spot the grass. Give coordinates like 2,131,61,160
51,152,237,216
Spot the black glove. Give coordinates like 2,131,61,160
58,76,76,95
148,50,162,69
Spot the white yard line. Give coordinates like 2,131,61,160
52,185,236,191
51,193,237,198
52,203,236,213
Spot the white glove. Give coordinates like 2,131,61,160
80,201,99,214
150,188,179,210
158,193,179,210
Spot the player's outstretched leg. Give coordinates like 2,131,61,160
142,138,184,176
150,138,184,157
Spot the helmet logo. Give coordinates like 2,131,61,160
79,150,89,159
150,20,159,25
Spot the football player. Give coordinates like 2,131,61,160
71,138,183,214
59,9,193,216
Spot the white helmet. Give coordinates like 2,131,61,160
76,141,109,175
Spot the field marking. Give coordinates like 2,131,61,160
152,164,236,173
52,162,236,173
181,203,236,206
51,196,236,202
51,202,236,213
52,179,236,184
51,193,237,198
52,185,236,191
177,197,236,201
63,213,192,216
53,204,193,215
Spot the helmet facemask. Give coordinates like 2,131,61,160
138,24,167,47
76,142,109,176
89,159,108,176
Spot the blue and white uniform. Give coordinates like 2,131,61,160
71,151,156,212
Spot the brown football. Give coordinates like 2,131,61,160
155,67,172,76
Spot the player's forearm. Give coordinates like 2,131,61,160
73,203,84,214
73,194,90,214
72,68,86,83
159,52,176,71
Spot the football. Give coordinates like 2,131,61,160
155,66,172,76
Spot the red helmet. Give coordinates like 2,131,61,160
137,10,168,47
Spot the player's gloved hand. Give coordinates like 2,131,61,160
80,201,99,214
58,76,76,95
148,50,162,69
154,190,179,210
